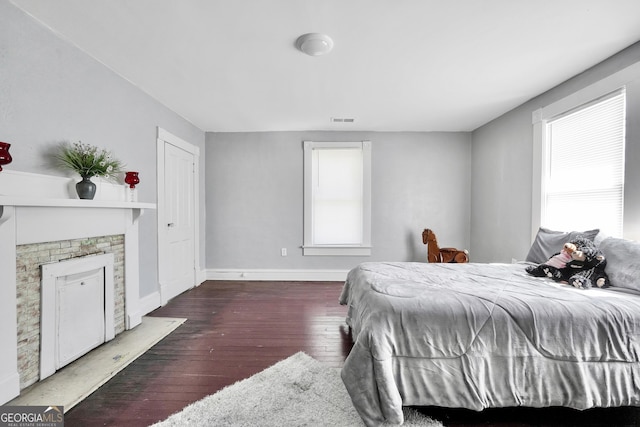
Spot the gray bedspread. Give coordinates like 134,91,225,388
339,262,640,426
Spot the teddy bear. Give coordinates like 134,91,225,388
526,236,610,289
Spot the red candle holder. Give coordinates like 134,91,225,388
0,142,12,172
124,171,140,202
124,171,140,188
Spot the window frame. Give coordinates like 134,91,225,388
302,140,372,256
544,90,625,236
531,63,638,242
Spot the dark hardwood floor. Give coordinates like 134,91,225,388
63,280,640,427
64,280,350,426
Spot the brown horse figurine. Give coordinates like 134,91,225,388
422,229,469,263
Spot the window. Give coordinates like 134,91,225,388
533,89,626,238
303,141,371,256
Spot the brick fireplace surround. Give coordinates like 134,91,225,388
0,170,155,405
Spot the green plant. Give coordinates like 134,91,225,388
56,141,123,180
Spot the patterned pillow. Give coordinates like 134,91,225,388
525,227,600,264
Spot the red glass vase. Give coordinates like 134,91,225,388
0,141,12,171
124,171,140,188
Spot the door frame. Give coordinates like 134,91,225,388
156,127,201,305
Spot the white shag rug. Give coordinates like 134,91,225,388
151,352,443,427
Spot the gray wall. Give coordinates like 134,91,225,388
471,41,640,262
206,131,471,270
1,2,206,297
8,0,638,275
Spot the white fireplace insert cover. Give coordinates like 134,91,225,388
40,253,115,380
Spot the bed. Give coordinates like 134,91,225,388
339,235,640,426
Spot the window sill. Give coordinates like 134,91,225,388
302,245,371,256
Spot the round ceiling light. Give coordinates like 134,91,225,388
295,33,334,56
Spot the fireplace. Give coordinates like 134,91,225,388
0,170,155,404
16,236,125,388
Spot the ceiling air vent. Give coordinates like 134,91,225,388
331,117,355,123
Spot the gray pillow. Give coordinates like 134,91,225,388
525,227,600,264
599,237,640,291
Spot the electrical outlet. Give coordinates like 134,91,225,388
281,248,287,257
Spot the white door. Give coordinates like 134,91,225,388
159,139,196,303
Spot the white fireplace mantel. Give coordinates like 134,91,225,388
0,170,155,405
0,195,155,209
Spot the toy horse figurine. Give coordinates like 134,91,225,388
422,229,469,263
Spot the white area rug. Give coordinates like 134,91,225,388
8,316,185,411
152,352,442,427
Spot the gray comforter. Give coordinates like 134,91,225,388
339,262,640,426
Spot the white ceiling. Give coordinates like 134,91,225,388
10,0,640,132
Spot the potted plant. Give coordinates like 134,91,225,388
56,141,124,199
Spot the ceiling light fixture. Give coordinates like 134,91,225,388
295,33,334,56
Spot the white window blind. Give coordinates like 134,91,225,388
544,90,625,237
312,148,363,245
303,141,371,256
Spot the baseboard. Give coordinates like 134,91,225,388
138,291,162,316
205,269,349,282
196,269,207,286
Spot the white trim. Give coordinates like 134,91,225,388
302,246,372,256
156,127,201,305
0,372,20,407
123,209,142,328
158,128,201,156
530,61,640,242
531,114,545,243
206,269,349,282
197,268,207,285
532,62,640,125
0,196,154,209
0,206,19,404
138,290,162,316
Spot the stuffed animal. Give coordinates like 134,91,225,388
564,250,610,289
525,242,578,280
422,229,469,263
526,237,610,289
